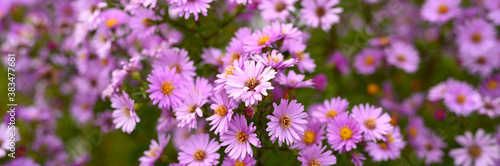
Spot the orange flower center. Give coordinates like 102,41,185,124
161,81,174,96
280,115,292,128
214,105,228,117
193,149,206,161
303,130,316,145
364,118,376,130
236,131,248,143
437,4,449,14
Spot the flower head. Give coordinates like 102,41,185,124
276,70,314,89
178,133,221,166
297,144,337,166
421,0,461,23
456,19,497,56
354,48,383,75
207,90,237,135
450,129,500,166
139,133,170,166
111,91,140,134
267,99,308,146
327,113,363,152
385,42,420,73
443,80,482,116
300,0,343,31
220,114,261,160
365,127,406,161
311,97,349,123
290,118,325,150
146,67,186,109
174,90,206,129
351,103,393,141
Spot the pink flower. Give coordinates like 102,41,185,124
297,144,337,166
300,0,343,31
327,113,363,152
276,70,314,89
351,103,393,141
178,133,221,166
311,97,349,123
220,114,261,160
450,129,500,166
146,67,186,109
207,90,238,135
111,91,141,134
266,99,308,146
174,90,206,129
258,0,297,22
139,133,170,166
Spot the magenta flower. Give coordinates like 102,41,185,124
312,74,328,91
443,80,482,116
327,113,363,152
478,96,500,118
178,133,221,166
243,29,280,54
385,42,420,73
172,0,213,21
258,0,297,22
222,155,257,166
297,144,337,166
99,9,129,29
414,129,447,165
300,0,343,31
350,152,366,166
139,133,170,166
251,50,296,70
146,67,186,109
480,74,500,98
276,70,314,89
220,114,261,160
111,91,140,134
327,51,350,75
153,48,196,81
174,91,206,129
450,129,500,166
289,41,316,73
266,99,308,146
421,0,460,24
311,97,349,123
459,47,500,77
70,93,96,124
351,103,393,141
456,19,497,56
484,0,500,25
354,48,383,75
290,118,325,150
225,60,277,106
365,127,406,161
207,90,237,135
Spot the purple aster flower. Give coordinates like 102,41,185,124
484,0,500,25
421,0,461,24
276,70,314,89
129,7,158,37
187,77,214,100
290,118,325,150
312,74,328,91
456,19,496,56
146,67,186,109
414,129,447,165
201,47,225,68
171,0,213,21
173,120,207,150
251,50,296,70
385,42,420,73
178,133,221,166
32,134,64,154
99,9,129,29
406,116,426,147
225,60,277,106
220,114,261,160
443,80,482,116
460,47,500,77
478,96,500,118
369,36,396,47
139,133,171,166
207,90,237,135
297,144,337,166
354,48,383,75
351,103,393,141
94,110,115,133
266,99,308,146
480,74,500,98
400,92,424,116
365,127,406,162
327,113,363,152
243,28,280,54
174,90,206,129
258,0,297,22
450,129,500,166
111,91,140,134
214,60,243,92
153,48,196,81
156,110,177,133
222,155,257,166
289,41,316,73
71,93,96,124
300,0,343,31
327,51,350,75
311,97,349,123
350,152,366,166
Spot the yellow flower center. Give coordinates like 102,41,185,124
409,127,417,138
148,147,160,157
235,161,245,166
326,109,338,118
161,81,174,96
214,105,228,117
245,77,259,91
225,65,236,76
365,55,375,65
339,126,353,141
308,159,321,166
456,94,466,104
280,115,292,128
230,52,241,62
257,35,270,46
437,4,449,14
488,80,498,90
236,131,248,143
193,149,206,161
105,18,119,28
379,142,388,149
364,118,376,130
303,130,316,145
379,37,390,46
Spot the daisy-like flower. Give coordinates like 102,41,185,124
243,29,280,54
225,60,277,106
443,80,482,116
311,97,349,123
300,0,343,31
415,129,447,165
365,127,406,162
201,47,225,68
327,113,363,152
220,114,261,160
478,96,500,118
406,116,426,146
480,74,500,98
172,0,213,21
450,129,500,166
139,133,171,166
129,8,158,37
99,9,129,29
207,90,237,135
290,118,325,150
266,99,308,146
275,70,314,89
111,91,141,134
222,155,257,166
484,0,500,25
460,47,500,77
178,133,221,166
153,48,196,81
174,90,206,129
350,152,366,166
289,41,316,73
258,0,297,22
385,42,420,73
251,50,296,70
297,144,337,166
351,103,393,141
456,19,497,56
353,48,383,75
70,93,96,124
146,67,186,109
421,0,461,24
